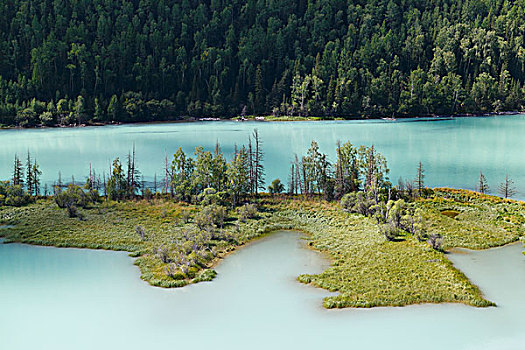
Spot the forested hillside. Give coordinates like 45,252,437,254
1,0,525,126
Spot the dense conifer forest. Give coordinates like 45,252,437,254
1,0,525,126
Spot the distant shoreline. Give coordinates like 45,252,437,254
0,111,522,130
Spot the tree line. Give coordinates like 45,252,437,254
1,137,519,210
0,133,521,250
2,0,525,127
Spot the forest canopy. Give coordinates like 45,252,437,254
1,0,525,126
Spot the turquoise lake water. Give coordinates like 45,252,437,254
1,115,525,196
1,232,524,349
2,117,525,349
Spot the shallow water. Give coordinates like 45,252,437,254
1,115,525,196
1,233,524,349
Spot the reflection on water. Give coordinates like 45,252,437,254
1,231,524,350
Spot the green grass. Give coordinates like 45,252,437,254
265,197,497,308
420,189,523,249
233,115,329,122
0,198,289,288
1,188,523,308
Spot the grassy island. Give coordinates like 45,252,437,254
1,134,523,308
1,188,523,308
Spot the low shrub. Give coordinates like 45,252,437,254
195,204,227,229
0,182,31,207
238,203,258,222
55,184,90,218
192,269,217,283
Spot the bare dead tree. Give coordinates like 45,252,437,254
478,170,489,194
414,161,425,196
498,174,517,198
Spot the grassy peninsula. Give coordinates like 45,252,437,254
1,188,522,308
2,134,523,308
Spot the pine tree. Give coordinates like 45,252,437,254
294,154,303,194
74,95,87,124
94,98,103,121
212,142,228,191
334,141,359,199
164,150,172,196
248,136,254,194
126,146,141,198
227,145,250,206
12,154,24,186
130,144,141,197
32,159,41,196
57,171,63,188
26,151,34,195
254,64,264,114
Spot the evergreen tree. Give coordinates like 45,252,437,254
125,145,141,198
12,154,24,186
211,142,228,191
32,159,41,196
94,98,104,121
25,152,34,195
254,65,264,114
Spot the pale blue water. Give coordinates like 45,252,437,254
1,116,524,196
0,232,524,349
2,118,525,349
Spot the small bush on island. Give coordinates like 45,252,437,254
0,182,32,207
135,225,146,241
178,210,191,224
55,184,90,218
428,233,444,251
238,203,258,222
195,204,227,229
341,192,375,216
